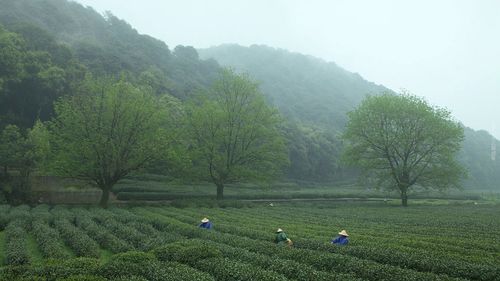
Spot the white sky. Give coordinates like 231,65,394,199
74,0,500,139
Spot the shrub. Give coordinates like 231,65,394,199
58,275,107,281
99,251,157,279
30,204,51,222
294,238,499,281
201,239,360,281
35,258,101,281
4,221,30,265
97,217,148,250
99,251,214,281
73,210,132,253
0,265,33,280
111,276,148,281
53,219,100,258
161,262,215,281
152,240,222,266
31,219,71,259
196,257,288,281
7,205,31,227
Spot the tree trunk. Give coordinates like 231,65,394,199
99,187,110,208
400,187,408,207
216,182,224,200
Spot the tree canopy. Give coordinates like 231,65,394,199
342,93,466,206
49,78,174,207
0,123,47,204
186,69,288,199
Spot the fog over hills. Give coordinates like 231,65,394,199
0,0,498,189
73,0,500,140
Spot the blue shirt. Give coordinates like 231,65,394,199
331,235,349,245
199,221,213,229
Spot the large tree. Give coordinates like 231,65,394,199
186,69,288,199
49,78,172,207
342,93,466,206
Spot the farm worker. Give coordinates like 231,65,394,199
198,217,213,229
331,229,349,245
275,228,293,246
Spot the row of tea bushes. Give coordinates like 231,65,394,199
0,252,214,281
134,208,464,281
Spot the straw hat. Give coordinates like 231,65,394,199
276,228,283,233
338,230,349,237
201,218,209,223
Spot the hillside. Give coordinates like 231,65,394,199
200,44,389,132
0,0,221,100
200,44,500,190
0,0,498,189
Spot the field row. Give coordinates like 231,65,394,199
0,204,498,281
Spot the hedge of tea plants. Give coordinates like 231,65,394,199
0,203,498,281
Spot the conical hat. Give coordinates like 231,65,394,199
276,228,283,233
201,218,209,223
338,230,349,236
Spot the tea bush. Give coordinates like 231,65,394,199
196,257,288,281
73,209,132,253
31,219,71,259
4,221,30,265
0,203,498,281
152,240,222,265
53,219,100,258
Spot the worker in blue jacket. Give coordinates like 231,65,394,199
198,217,213,229
331,229,349,245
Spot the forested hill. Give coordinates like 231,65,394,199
200,45,500,190
199,44,389,133
0,0,498,189
0,0,221,100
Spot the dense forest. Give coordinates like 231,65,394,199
0,0,498,194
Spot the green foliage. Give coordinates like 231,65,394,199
5,220,30,265
0,0,498,190
35,258,101,281
342,93,466,206
97,251,215,280
58,275,107,281
0,204,498,280
111,276,148,281
31,219,71,259
153,240,222,265
283,123,345,181
0,24,86,129
0,0,220,100
196,257,288,281
186,69,288,199
98,251,156,279
73,209,132,253
0,122,50,204
52,217,100,258
199,44,389,182
49,77,174,207
159,262,216,281
199,44,388,133
459,128,500,190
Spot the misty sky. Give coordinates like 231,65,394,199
74,0,500,139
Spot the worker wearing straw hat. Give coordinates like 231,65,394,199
275,228,293,247
198,217,213,229
331,229,349,245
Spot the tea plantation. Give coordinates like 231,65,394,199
0,203,498,281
